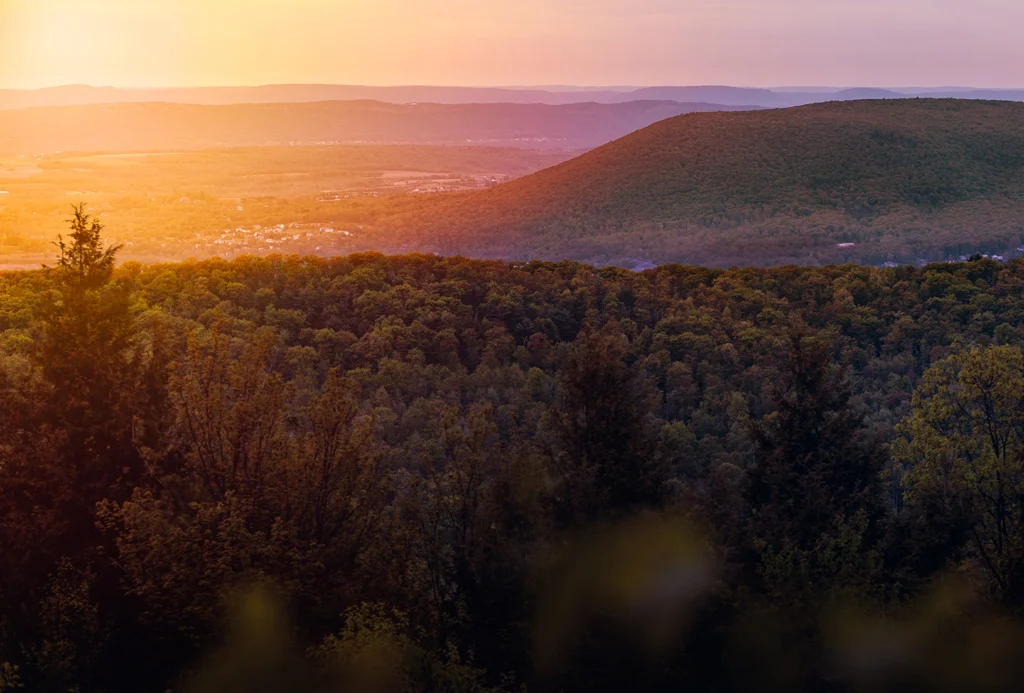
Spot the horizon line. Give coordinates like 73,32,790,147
4,83,1024,93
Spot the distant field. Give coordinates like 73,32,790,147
0,145,574,261
0,161,42,179
3,145,572,196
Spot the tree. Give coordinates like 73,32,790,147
100,329,388,654
294,368,379,547
746,329,885,595
51,204,121,293
547,328,665,525
36,205,142,512
0,206,152,692
896,345,1024,601
170,325,290,506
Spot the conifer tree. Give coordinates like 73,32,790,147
37,205,140,522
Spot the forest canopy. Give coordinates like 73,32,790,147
5,212,1024,690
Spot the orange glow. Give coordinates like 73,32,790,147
2,0,1024,89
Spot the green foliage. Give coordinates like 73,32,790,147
547,328,665,524
0,664,21,692
747,329,885,599
28,559,106,693
897,345,1024,601
29,207,144,548
8,240,1024,689
317,603,499,693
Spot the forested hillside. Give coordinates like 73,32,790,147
7,212,1024,690
377,99,1024,267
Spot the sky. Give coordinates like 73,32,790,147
2,0,1023,89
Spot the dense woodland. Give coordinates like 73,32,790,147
4,210,1024,690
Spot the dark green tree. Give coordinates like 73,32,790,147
746,329,886,595
547,328,665,525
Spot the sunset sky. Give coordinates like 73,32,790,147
2,0,1023,89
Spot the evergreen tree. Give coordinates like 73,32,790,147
746,329,885,594
51,204,121,293
36,205,143,533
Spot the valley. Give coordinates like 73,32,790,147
4,99,1024,270
0,145,574,265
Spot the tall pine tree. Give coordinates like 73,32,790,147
37,204,142,530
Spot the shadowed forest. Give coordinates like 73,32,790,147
5,209,1024,691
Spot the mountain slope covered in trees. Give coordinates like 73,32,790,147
378,99,1024,267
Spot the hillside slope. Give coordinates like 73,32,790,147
379,99,1024,266
0,99,756,155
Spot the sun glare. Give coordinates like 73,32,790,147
1,0,188,88
2,0,1024,89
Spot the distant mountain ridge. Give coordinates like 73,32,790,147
2,84,1024,110
370,99,1024,268
0,99,758,155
